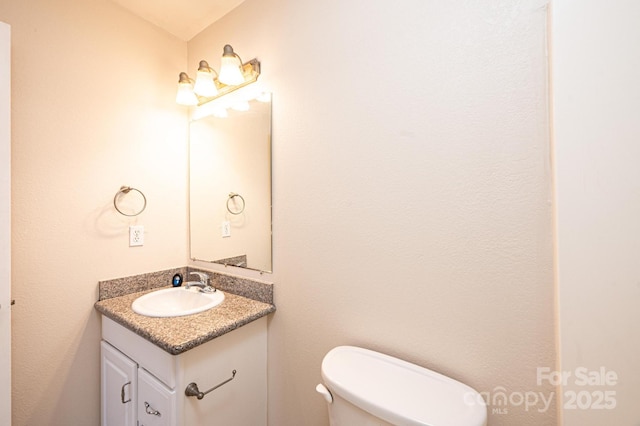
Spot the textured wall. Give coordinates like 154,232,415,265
189,0,556,424
2,0,557,423
0,0,187,423
553,1,640,424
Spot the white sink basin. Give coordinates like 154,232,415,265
131,287,225,317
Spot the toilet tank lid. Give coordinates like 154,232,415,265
321,346,487,426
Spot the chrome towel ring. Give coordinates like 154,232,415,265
114,186,147,217
226,192,245,215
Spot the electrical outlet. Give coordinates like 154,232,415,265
129,225,144,246
221,221,231,238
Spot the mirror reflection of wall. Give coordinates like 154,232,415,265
189,95,272,273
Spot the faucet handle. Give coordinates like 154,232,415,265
189,271,210,284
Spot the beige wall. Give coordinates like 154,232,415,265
553,1,640,424
2,0,558,424
0,0,187,424
190,0,556,425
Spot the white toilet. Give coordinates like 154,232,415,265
316,346,487,426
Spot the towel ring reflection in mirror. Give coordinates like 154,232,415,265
227,192,245,215
114,186,147,216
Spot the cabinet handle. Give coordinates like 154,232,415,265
185,369,237,400
120,381,131,404
144,401,161,417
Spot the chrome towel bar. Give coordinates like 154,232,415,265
185,370,237,400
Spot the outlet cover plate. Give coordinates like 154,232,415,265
129,225,144,247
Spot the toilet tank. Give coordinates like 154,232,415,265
319,346,487,426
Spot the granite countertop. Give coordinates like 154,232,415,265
95,287,275,355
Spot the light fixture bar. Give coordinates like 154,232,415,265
176,44,261,107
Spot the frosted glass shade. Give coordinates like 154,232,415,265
194,70,218,97
219,55,244,86
176,82,198,106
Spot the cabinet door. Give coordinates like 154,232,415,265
138,367,176,426
101,341,137,426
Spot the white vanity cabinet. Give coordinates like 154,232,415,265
100,316,267,426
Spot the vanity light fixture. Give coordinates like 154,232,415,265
175,44,261,107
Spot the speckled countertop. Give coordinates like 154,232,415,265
95,287,275,355
95,267,275,355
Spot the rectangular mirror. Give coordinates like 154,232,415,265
189,94,272,273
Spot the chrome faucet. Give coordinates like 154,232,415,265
184,271,216,293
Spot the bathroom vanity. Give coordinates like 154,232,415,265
95,269,275,426
101,316,266,426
